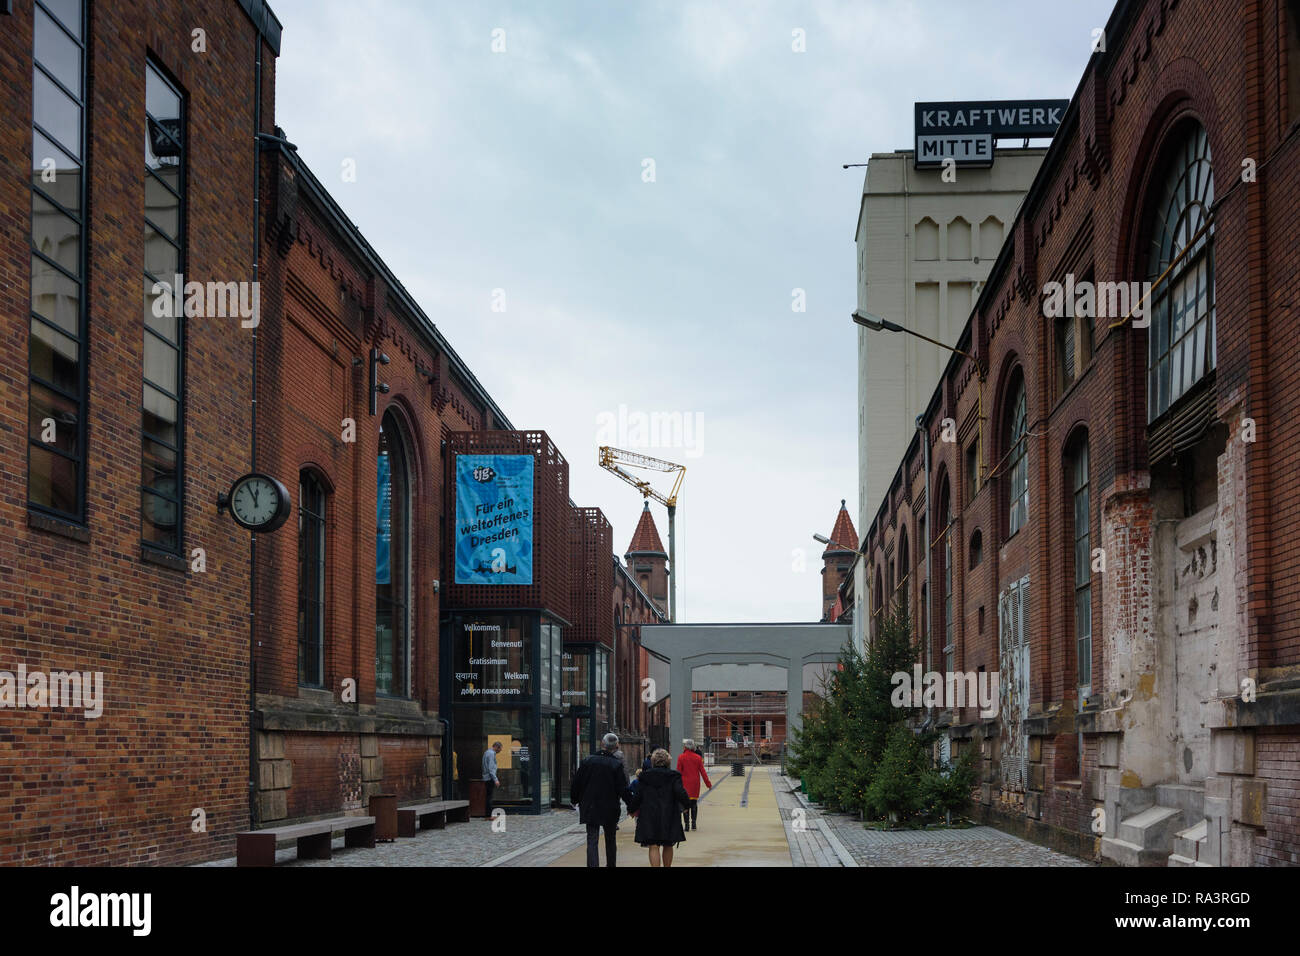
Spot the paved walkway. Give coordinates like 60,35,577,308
200,769,1092,868
539,765,793,867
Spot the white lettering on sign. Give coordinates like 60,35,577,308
917,133,993,166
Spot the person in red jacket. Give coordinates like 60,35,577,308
675,739,712,831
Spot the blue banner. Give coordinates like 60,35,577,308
455,454,534,585
376,450,391,585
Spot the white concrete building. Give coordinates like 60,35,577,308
852,148,1046,636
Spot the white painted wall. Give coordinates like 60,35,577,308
856,149,1046,536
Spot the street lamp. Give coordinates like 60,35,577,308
850,310,986,480
812,532,858,552
852,308,987,692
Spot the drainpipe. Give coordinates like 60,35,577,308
918,414,932,717
246,24,263,832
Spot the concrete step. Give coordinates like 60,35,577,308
1171,818,1209,865
1155,783,1205,822
1117,805,1183,851
1101,835,1169,867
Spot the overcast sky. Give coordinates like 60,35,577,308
269,0,1114,622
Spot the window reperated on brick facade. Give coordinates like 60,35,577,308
29,0,87,521
376,412,412,697
298,471,327,687
1146,122,1215,422
969,528,982,568
943,492,953,673
965,441,979,502
897,527,909,616
1006,377,1028,537
1072,440,1092,693
141,61,186,553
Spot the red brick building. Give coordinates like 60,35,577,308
859,0,1300,865
1,0,675,862
0,0,281,863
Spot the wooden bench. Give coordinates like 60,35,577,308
236,815,376,867
396,799,471,837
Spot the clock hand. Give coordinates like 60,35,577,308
251,487,260,508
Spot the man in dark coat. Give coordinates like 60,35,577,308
571,732,631,867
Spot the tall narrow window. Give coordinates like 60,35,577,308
141,62,185,553
376,413,412,696
943,493,954,673
897,529,909,616
1073,442,1092,693
29,0,87,520
1146,123,1215,422
298,472,327,687
1007,378,1029,537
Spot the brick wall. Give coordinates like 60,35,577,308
861,0,1300,863
0,0,276,865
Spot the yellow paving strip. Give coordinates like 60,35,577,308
548,766,792,867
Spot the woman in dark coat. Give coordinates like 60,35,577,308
626,748,691,867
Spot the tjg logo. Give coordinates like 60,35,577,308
1042,274,1153,328
890,666,1000,718
472,466,497,483
595,404,704,459
150,272,260,328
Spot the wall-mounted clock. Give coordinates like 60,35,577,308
219,473,291,533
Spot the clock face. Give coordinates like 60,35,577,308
228,474,290,532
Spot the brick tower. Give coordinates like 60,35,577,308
625,501,669,618
821,499,858,621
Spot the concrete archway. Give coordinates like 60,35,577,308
640,623,850,756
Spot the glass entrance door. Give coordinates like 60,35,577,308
554,716,576,806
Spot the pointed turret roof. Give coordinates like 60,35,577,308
626,501,667,556
822,499,858,557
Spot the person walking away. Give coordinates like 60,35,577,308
676,738,712,831
627,748,691,867
571,732,631,867
482,741,503,818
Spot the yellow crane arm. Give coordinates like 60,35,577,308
598,446,685,506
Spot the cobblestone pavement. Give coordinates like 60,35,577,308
199,807,583,867
780,776,1090,867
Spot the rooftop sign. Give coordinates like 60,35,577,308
914,99,1069,169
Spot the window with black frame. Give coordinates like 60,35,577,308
29,0,87,521
1072,440,1092,694
298,472,327,687
376,413,412,697
141,61,185,553
1146,122,1215,423
1006,377,1028,538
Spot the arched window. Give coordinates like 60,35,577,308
1146,122,1215,421
947,216,971,260
969,528,982,569
897,527,910,616
915,217,939,260
942,484,954,673
1006,376,1029,537
376,411,413,697
1071,438,1092,693
298,470,327,687
873,565,883,631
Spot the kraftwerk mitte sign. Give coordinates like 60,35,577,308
914,99,1069,168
